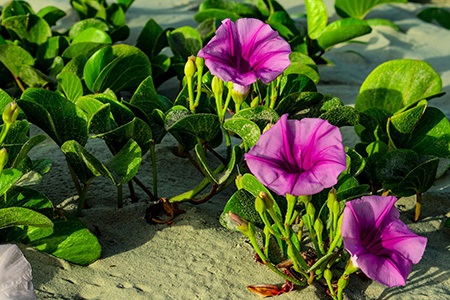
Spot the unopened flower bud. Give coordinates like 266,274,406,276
231,83,249,109
2,102,19,125
229,211,255,238
314,218,324,236
306,202,315,218
212,76,224,97
0,148,8,173
326,188,338,210
184,55,196,78
324,268,333,282
258,192,273,209
255,195,266,215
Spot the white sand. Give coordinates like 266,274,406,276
2,0,450,299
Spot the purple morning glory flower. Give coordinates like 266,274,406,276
197,18,291,87
244,114,346,196
342,196,427,288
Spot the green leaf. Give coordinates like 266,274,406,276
166,112,221,142
57,71,83,102
220,189,263,230
405,107,450,158
37,6,66,27
62,42,108,60
365,18,401,31
11,134,47,169
167,26,202,59
392,157,439,197
335,0,407,19
418,7,450,29
375,149,419,190
105,139,142,185
0,206,53,230
18,88,88,147
2,1,34,19
83,46,115,92
283,53,319,84
0,44,34,78
317,18,372,50
91,44,152,93
129,76,171,116
5,186,54,216
232,106,280,131
305,0,328,40
136,18,169,58
0,169,23,196
275,91,324,116
61,139,108,184
69,18,109,39
387,102,427,148
223,118,260,150
93,117,153,155
2,14,51,45
355,59,442,114
26,214,101,265
72,27,112,44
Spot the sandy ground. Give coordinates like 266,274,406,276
2,0,450,299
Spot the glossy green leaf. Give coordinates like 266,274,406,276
305,0,328,39
136,18,169,58
69,19,109,39
0,44,34,78
0,169,23,196
61,140,108,184
105,139,142,185
317,18,372,50
418,7,450,29
93,117,153,155
355,59,442,114
57,71,83,102
275,91,324,116
365,18,401,31
84,46,115,92
37,6,66,26
336,0,407,19
375,149,419,190
24,214,101,265
2,14,51,45
232,106,280,131
0,207,53,230
5,186,54,216
61,42,108,59
167,26,202,59
11,134,47,169
91,44,152,93
166,112,221,143
72,27,112,44
18,88,88,147
223,118,260,150
283,53,319,84
1,1,34,19
392,157,439,197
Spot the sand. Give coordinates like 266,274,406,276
2,0,450,299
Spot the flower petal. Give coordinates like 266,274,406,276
355,251,412,287
245,115,346,196
198,18,291,86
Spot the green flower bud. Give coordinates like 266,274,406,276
259,192,273,210
324,268,333,282
255,194,266,215
212,76,224,97
195,56,204,69
184,55,196,78
228,211,255,238
2,102,19,125
0,148,8,174
306,202,315,218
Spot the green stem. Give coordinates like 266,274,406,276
0,123,10,144
187,76,196,112
76,180,91,217
150,141,158,199
194,64,204,109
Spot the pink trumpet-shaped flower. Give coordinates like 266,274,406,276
342,196,427,287
197,18,291,87
244,114,346,196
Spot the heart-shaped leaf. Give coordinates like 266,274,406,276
57,71,83,102
136,18,169,58
2,14,51,45
167,26,202,59
105,139,142,185
355,59,442,114
18,88,88,147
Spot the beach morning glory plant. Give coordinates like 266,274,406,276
341,196,427,288
225,115,428,298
